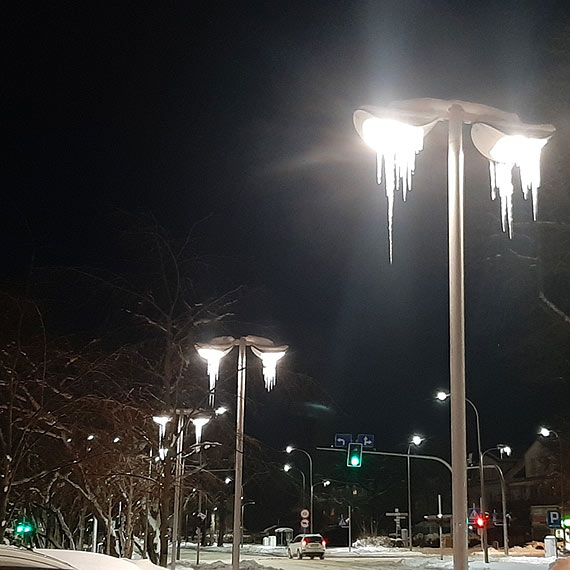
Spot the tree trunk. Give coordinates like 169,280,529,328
124,480,134,558
77,505,87,550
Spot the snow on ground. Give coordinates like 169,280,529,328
36,549,139,569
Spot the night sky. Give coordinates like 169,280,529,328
5,1,570,476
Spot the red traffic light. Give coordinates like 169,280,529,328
475,512,490,528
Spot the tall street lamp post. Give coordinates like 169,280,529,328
407,434,423,551
354,98,554,570
539,427,564,515
196,336,288,570
286,446,314,532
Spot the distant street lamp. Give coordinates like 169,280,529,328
539,427,564,515
482,444,512,555
286,446,314,532
407,434,423,551
355,99,554,570
196,335,287,570
153,415,172,460
241,501,256,547
436,391,488,561
284,464,307,509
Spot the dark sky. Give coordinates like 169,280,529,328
5,1,570,469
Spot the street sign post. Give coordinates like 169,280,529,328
300,508,310,531
385,508,407,539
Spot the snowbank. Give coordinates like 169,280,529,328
36,549,138,569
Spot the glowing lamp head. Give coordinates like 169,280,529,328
285,445,294,454
436,391,449,402
191,416,211,444
411,435,423,446
250,346,287,391
539,427,551,437
498,444,512,457
195,344,234,407
489,134,547,165
361,118,425,154
283,463,292,472
153,416,171,427
215,406,227,416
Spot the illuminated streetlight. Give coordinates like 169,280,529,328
284,463,307,509
407,434,423,550
481,445,512,554
196,335,287,570
436,391,487,560
355,98,554,570
286,446,314,532
539,427,564,516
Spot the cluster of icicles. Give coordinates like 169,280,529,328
366,122,546,261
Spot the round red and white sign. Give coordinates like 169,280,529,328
300,509,310,519
300,519,309,528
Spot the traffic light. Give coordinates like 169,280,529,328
562,518,570,529
15,521,34,535
346,442,363,467
475,512,490,529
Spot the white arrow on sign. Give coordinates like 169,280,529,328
363,436,372,446
300,519,309,528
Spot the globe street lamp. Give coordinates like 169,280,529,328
286,446,314,532
407,434,423,551
539,427,564,515
355,98,554,570
284,464,307,509
196,336,287,570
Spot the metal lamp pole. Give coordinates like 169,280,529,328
354,98,554,570
539,428,564,515
482,445,512,555
284,464,307,509
196,336,287,570
286,446,314,532
407,435,423,551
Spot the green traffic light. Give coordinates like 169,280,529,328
346,443,363,467
15,521,33,534
562,518,570,528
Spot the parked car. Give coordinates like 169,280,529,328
287,533,326,559
0,546,79,569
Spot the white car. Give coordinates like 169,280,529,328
0,546,79,568
287,533,326,559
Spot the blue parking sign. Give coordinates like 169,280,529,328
547,510,561,528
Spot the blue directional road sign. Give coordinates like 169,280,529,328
334,434,352,448
547,509,561,528
357,434,375,448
